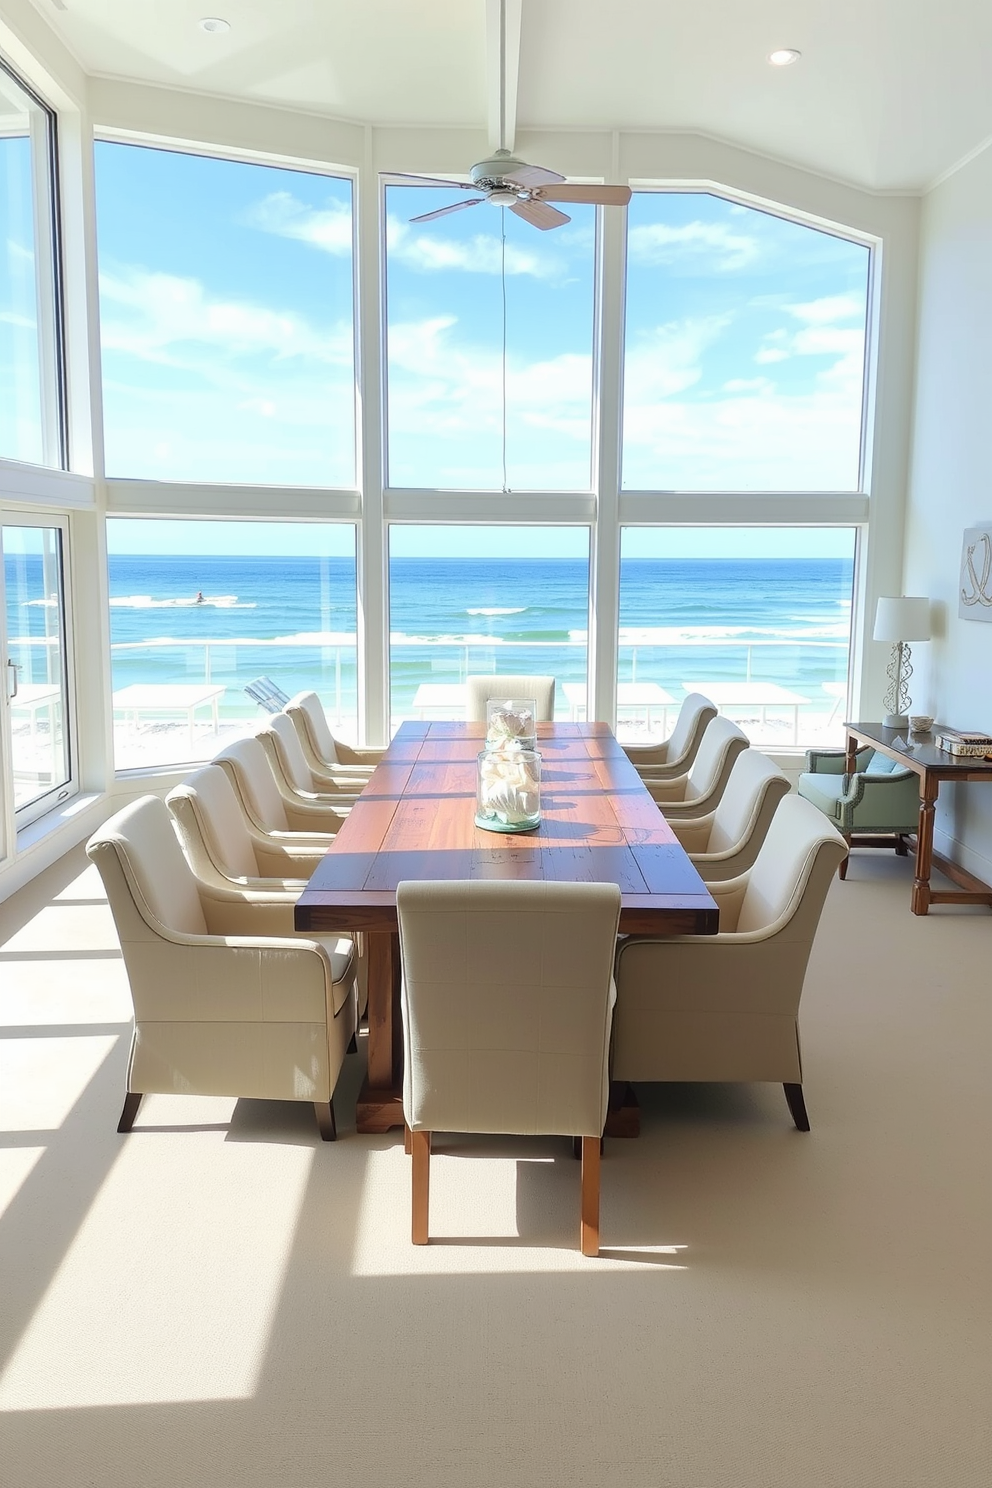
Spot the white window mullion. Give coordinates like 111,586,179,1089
355,129,388,746
589,158,626,728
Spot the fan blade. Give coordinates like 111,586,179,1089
410,198,485,224
536,184,633,206
501,162,566,188
510,199,570,231
389,171,476,190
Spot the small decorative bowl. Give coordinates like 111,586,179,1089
908,715,935,734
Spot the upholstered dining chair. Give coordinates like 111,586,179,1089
397,878,621,1256
665,748,792,881
258,712,364,806
644,716,750,819
213,736,345,842
464,674,556,723
612,794,848,1131
622,691,718,780
284,691,385,779
797,746,920,880
86,795,357,1140
167,764,324,900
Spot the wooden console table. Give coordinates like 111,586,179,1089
845,721,992,915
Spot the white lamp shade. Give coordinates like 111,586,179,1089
873,596,931,642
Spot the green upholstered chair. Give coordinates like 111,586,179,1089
797,746,920,880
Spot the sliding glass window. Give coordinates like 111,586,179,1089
622,192,870,492
383,186,595,490
0,58,64,467
617,527,856,748
94,143,356,485
388,526,590,733
106,520,357,771
1,521,72,826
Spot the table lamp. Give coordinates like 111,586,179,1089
873,596,931,728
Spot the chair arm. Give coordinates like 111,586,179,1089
253,840,326,877
667,816,713,852
200,894,300,938
306,760,373,791
281,798,349,832
331,741,385,767
126,932,343,1025
642,775,689,803
804,746,872,774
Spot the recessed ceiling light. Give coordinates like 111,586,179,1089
768,48,801,66
199,17,231,33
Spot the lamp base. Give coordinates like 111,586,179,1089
883,713,908,729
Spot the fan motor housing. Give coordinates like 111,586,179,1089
470,151,527,187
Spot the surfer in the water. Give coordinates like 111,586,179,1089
195,591,204,604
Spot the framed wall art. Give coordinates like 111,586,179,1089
959,525,992,620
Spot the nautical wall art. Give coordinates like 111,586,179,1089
959,525,992,621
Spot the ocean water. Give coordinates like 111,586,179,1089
11,552,854,724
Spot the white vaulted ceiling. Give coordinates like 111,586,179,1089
21,0,992,191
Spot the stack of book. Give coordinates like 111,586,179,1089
933,726,992,757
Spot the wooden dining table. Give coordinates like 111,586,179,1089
295,720,719,1133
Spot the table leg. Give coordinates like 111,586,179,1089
356,930,404,1132
845,731,858,774
911,776,939,915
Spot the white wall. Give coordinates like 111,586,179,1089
905,146,992,880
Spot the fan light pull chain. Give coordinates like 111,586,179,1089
501,211,509,494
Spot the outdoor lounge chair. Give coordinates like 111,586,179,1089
244,675,292,713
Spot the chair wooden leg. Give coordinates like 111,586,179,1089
117,1091,142,1133
783,1083,810,1132
411,1130,431,1245
404,1123,412,1155
839,835,851,880
580,1134,601,1257
314,1100,337,1141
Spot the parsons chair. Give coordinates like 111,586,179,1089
87,795,357,1140
284,691,385,779
612,795,848,1131
397,879,621,1256
464,674,556,723
623,691,718,780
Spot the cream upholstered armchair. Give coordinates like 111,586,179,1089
284,691,384,779
612,795,848,1131
86,795,357,1140
666,748,791,881
397,879,621,1256
213,736,345,842
167,764,325,898
464,674,556,722
623,692,718,780
644,716,749,819
258,712,364,807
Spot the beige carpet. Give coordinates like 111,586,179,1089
1,843,990,1487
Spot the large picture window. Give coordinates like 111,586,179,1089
388,525,590,732
107,520,357,770
0,60,63,468
622,192,870,492
617,527,856,747
384,186,595,490
95,143,356,486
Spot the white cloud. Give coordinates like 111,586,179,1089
243,192,352,255
99,266,353,368
785,293,865,325
386,217,563,279
623,316,730,408
755,347,789,364
723,377,771,392
626,220,760,272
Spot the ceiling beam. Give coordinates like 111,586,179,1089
486,0,522,154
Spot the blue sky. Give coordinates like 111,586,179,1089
91,142,870,557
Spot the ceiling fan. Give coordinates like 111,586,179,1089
390,1,630,230
391,150,631,231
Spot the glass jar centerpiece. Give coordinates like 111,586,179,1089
476,742,542,833
486,698,538,752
